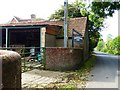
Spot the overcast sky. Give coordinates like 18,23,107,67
0,0,76,23
0,0,118,41
101,11,118,41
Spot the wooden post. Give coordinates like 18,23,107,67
0,52,2,89
40,27,46,62
72,29,74,47
39,28,41,57
5,28,8,48
0,27,2,89
0,28,2,48
40,27,46,47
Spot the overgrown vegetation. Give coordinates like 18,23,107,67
45,55,96,89
96,36,120,55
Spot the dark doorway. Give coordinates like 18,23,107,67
2,28,40,47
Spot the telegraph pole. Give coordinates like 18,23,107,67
64,0,68,48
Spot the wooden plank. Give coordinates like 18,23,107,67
0,29,2,47
46,26,57,35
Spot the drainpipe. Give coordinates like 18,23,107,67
64,0,68,48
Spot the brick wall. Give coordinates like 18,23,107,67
45,47,83,71
10,18,18,23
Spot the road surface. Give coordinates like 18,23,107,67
86,51,119,89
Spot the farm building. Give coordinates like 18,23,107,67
0,15,89,70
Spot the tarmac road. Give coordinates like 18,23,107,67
86,51,119,89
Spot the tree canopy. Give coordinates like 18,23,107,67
96,38,105,51
110,36,120,55
96,36,120,55
49,1,120,51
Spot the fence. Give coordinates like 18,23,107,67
0,47,46,72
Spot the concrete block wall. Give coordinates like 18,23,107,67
56,39,73,47
45,34,56,47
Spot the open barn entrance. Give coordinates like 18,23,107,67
1,26,45,72
2,28,40,47
1,25,63,72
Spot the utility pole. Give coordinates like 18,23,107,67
64,0,68,48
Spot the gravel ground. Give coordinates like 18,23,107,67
22,69,68,88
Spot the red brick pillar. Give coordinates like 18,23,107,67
0,50,21,89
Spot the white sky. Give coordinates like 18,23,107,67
101,11,118,41
0,0,75,23
0,0,118,41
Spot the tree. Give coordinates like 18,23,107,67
96,38,105,51
105,38,113,53
49,1,120,51
91,1,120,18
49,4,82,20
97,36,120,55
110,36,120,55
